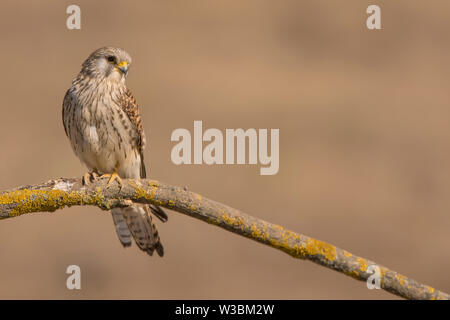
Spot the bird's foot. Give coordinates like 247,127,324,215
101,171,123,186
82,171,99,185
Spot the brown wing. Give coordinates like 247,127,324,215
62,89,72,138
119,87,147,178
119,88,168,223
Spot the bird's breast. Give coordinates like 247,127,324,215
65,82,141,177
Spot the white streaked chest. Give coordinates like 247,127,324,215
65,80,141,176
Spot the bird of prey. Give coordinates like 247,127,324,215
62,47,167,256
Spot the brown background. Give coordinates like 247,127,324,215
0,1,449,299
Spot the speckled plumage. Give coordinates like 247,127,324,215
62,47,166,256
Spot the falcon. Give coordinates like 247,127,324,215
62,47,167,256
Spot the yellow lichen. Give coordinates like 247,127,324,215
250,224,264,239
129,180,157,203
148,180,159,188
0,188,106,216
344,270,360,279
206,217,219,225
247,224,336,261
132,186,151,200
302,238,337,261
395,274,407,286
268,235,302,258
222,213,245,229
221,214,235,225
343,250,353,257
357,257,368,272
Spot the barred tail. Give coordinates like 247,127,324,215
111,208,132,247
112,205,164,257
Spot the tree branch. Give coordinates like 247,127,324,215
0,176,447,300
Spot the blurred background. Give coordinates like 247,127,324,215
0,0,449,299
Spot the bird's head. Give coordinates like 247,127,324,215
80,47,132,82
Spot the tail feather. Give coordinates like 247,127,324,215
111,208,132,247
111,205,164,257
150,205,168,222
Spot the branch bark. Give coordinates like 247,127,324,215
0,176,447,300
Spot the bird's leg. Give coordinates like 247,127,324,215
82,171,100,186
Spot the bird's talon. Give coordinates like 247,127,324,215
82,171,100,185
82,173,89,186
82,172,93,185
101,171,123,186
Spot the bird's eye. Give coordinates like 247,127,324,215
107,56,116,63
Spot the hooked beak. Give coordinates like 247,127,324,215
117,61,128,75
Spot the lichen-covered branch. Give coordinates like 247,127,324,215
0,177,447,300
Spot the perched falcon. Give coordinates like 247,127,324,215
62,47,167,256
